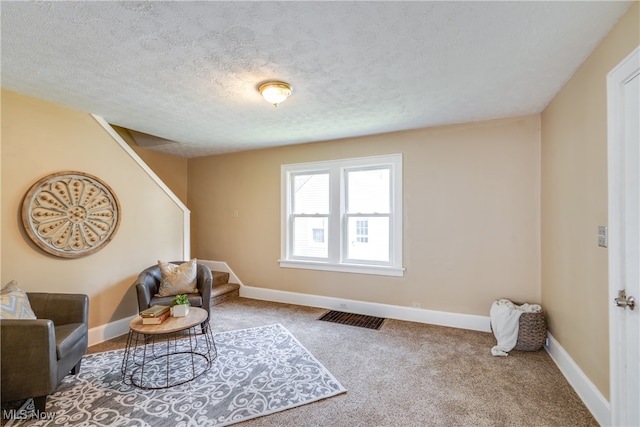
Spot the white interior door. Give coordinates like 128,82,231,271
608,46,639,427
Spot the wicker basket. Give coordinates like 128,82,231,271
514,311,546,351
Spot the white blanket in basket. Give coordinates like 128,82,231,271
490,299,541,356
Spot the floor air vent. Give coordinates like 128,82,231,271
318,310,385,330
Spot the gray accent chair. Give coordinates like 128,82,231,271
1,293,89,412
134,261,212,332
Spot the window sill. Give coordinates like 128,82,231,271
278,259,405,277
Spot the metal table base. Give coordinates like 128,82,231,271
121,322,217,390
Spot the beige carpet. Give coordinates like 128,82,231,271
90,297,597,427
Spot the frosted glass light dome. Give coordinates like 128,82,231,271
259,82,292,107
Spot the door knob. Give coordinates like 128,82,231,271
614,290,636,310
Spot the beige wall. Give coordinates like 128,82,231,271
111,125,188,205
189,115,541,316
1,90,186,328
130,147,187,205
541,2,639,400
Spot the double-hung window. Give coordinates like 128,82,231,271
280,154,404,277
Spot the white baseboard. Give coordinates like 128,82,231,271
544,332,610,426
240,285,492,332
88,314,136,346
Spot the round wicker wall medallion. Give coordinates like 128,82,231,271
21,171,121,258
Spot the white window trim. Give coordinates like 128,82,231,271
280,154,404,277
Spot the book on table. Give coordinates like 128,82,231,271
140,305,170,318
142,311,170,325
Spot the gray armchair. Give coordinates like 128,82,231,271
134,261,212,332
1,293,89,412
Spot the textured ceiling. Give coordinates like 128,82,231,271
1,1,634,158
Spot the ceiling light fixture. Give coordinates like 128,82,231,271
259,81,292,107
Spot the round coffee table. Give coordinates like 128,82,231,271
121,307,217,389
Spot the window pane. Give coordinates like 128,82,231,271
312,228,325,242
293,173,329,214
292,217,328,258
355,219,368,243
347,169,389,213
346,216,389,262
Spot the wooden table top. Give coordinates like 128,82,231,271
129,307,207,334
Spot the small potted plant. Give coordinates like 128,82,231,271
171,294,190,317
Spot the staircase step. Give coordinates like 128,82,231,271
211,282,240,306
212,271,230,286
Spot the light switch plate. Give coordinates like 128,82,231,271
598,226,608,248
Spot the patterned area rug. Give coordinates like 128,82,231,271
6,324,346,426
